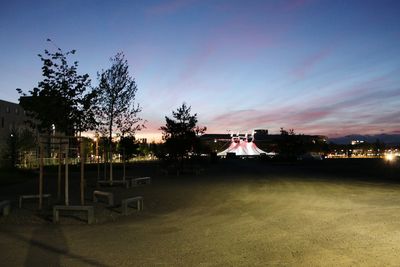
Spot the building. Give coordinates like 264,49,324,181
0,99,29,139
0,99,31,160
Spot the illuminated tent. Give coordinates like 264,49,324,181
217,138,275,157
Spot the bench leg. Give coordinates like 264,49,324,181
139,199,143,211
53,208,59,223
87,209,94,224
108,196,114,207
122,201,128,215
2,206,10,216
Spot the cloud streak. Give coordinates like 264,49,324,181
291,46,335,79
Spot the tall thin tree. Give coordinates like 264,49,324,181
96,52,144,181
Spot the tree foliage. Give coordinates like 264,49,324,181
95,52,144,180
160,103,206,163
3,128,36,168
118,136,138,160
278,128,304,160
17,39,97,136
96,52,144,140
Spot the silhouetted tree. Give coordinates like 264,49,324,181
118,136,138,160
278,128,305,160
149,142,166,160
373,139,385,156
95,52,144,180
160,103,206,167
137,143,151,157
17,39,97,136
3,128,36,168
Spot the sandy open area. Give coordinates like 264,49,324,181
1,159,400,266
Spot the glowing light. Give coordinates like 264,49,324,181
385,154,394,161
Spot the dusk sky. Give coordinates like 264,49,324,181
1,0,400,141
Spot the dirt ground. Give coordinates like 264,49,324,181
1,159,400,266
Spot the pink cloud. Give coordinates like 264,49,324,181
371,111,400,124
205,80,400,137
289,109,333,123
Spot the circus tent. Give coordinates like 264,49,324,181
217,138,276,157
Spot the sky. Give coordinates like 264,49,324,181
1,0,400,141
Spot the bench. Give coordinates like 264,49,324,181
0,200,10,216
131,177,151,186
121,196,143,215
19,194,51,208
93,190,114,206
53,205,94,224
97,180,129,188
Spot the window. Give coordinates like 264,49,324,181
1,117,4,128
6,107,10,113
15,108,19,114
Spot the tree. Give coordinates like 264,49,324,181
373,139,385,156
160,103,206,166
278,128,304,160
17,39,97,136
3,128,36,168
96,52,144,180
118,136,138,160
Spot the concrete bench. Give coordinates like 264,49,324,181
19,194,51,208
0,200,10,216
53,205,94,224
131,177,151,186
93,190,114,206
121,196,143,215
97,180,129,188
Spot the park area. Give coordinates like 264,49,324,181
1,159,400,266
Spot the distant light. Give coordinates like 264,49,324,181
385,154,394,161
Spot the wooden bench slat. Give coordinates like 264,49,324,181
19,194,51,208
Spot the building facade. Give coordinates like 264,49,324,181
0,99,30,157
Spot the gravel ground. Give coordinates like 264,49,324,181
1,159,400,266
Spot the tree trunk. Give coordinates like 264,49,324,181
109,116,113,182
79,135,85,205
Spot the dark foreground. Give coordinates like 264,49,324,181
1,159,400,266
